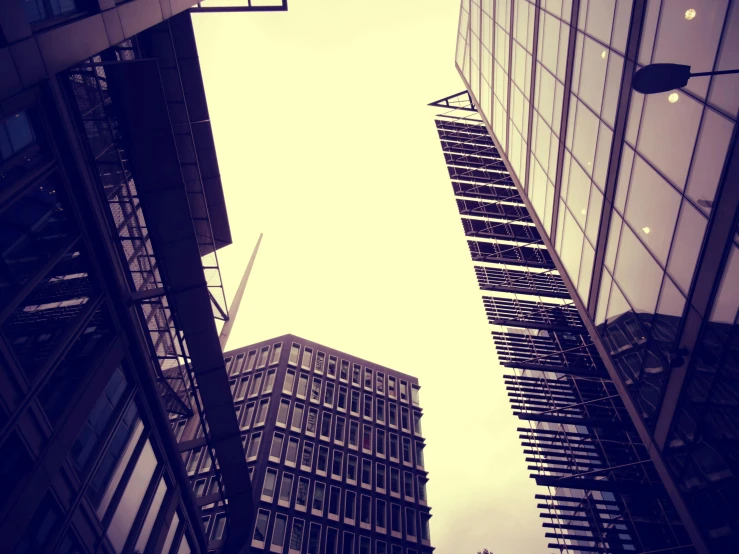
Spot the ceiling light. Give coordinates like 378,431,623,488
642,227,651,234
685,9,696,20
581,209,587,215
601,50,607,59
668,92,679,103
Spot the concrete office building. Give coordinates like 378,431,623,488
203,335,433,554
446,1,739,553
0,2,285,554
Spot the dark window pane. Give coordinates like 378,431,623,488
12,492,61,554
0,431,33,511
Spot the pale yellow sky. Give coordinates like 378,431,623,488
193,2,548,552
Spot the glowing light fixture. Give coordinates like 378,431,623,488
601,50,607,59
668,92,679,103
642,227,651,235
685,9,696,20
581,209,587,215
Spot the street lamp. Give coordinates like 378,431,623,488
632,63,739,94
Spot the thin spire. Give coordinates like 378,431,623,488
219,233,263,351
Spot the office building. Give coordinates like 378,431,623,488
430,98,694,553
441,1,739,553
0,3,284,554
202,335,433,554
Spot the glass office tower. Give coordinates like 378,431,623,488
451,1,739,553
204,335,433,554
0,4,285,554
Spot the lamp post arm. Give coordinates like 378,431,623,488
690,68,739,78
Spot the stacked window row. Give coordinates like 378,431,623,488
251,507,431,553
225,342,422,406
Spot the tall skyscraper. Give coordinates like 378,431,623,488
203,335,433,554
442,1,739,553
0,5,285,554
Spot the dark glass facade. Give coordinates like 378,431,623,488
0,3,288,553
193,335,434,554
449,0,739,552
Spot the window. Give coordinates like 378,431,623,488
406,507,417,538
320,412,332,441
402,437,412,465
360,496,371,529
283,370,296,394
278,473,294,507
327,355,337,377
376,399,385,423
418,477,428,504
262,468,278,502
376,499,387,531
376,464,386,492
310,377,322,403
404,471,414,500
306,523,321,554
399,381,408,403
347,455,358,484
212,512,227,541
388,403,397,427
288,518,305,554
232,402,242,427
264,369,276,394
390,504,401,536
415,442,425,468
172,419,186,441
271,513,288,550
420,513,431,542
302,347,314,370
326,528,339,554
297,373,309,398
277,399,290,427
324,382,335,406
301,441,314,471
317,445,329,475
350,391,360,415
291,403,304,431
361,459,372,488
376,429,386,457
411,385,420,406
362,425,372,453
340,360,350,381
306,407,318,436
348,420,359,449
334,416,346,444
249,373,263,397
364,367,373,390
342,531,355,554
352,364,361,386
315,352,325,374
312,482,325,515
200,450,213,473
224,356,233,375
337,386,348,411
247,432,261,461
413,411,422,436
389,467,400,496
328,486,341,520
252,509,270,548
255,399,270,427
257,346,270,369
331,450,344,480
363,395,372,419
230,380,237,397
289,343,300,366
0,111,35,162
401,407,410,432
376,372,385,394
345,490,356,523
285,437,299,467
296,477,309,511
269,433,284,462
187,447,203,474
194,478,206,497
388,376,396,398
242,402,256,429
245,350,257,372
269,343,282,365
236,377,249,400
